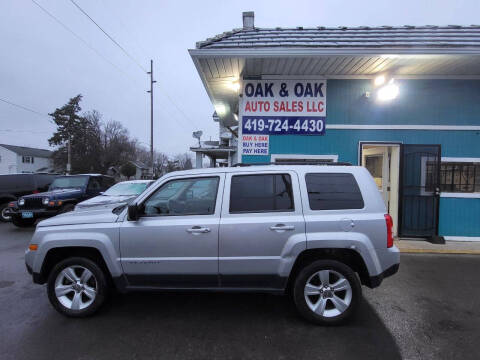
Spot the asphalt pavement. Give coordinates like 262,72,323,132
1,222,479,360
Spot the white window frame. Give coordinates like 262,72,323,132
439,157,480,198
270,154,338,162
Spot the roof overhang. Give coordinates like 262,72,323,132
189,48,480,127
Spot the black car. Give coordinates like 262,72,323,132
0,173,59,222
10,174,114,227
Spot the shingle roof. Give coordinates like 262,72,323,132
0,144,52,158
196,25,480,49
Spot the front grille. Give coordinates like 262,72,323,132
23,197,43,209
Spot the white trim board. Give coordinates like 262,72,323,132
327,124,480,131
442,157,480,163
270,154,339,161
444,236,480,242
440,192,480,198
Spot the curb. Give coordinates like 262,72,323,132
399,248,480,255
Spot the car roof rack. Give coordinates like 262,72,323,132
232,161,352,167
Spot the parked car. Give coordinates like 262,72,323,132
0,173,58,222
25,164,399,324
11,174,114,227
75,180,154,211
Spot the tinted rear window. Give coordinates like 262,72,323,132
305,173,364,210
230,174,294,213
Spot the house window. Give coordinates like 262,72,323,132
22,156,34,164
426,162,480,193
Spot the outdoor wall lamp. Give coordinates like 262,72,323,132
377,79,399,101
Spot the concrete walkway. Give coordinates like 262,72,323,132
395,238,480,254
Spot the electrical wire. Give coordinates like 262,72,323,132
69,0,147,73
30,0,143,88
0,97,52,121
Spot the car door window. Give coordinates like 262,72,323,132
143,177,219,216
229,174,294,213
87,178,101,192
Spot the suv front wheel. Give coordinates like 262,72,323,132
293,259,361,325
47,257,108,317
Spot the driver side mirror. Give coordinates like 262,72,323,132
128,204,140,221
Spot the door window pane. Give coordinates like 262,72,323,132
306,173,364,210
144,177,219,216
229,174,294,213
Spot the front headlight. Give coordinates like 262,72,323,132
18,198,25,206
42,197,49,205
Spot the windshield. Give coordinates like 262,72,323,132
104,182,150,196
49,176,88,190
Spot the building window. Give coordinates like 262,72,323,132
426,162,480,193
22,156,34,164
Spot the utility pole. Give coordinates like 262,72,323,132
67,136,71,175
147,59,156,179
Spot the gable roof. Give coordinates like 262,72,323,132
0,144,52,158
196,25,480,50
130,160,149,170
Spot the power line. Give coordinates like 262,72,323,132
69,0,147,73
0,97,49,118
30,0,142,88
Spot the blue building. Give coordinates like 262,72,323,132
190,12,480,241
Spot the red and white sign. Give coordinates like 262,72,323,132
241,135,269,155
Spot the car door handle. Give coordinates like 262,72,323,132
187,226,211,234
269,224,295,231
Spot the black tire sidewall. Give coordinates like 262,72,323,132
47,257,108,317
0,203,11,222
293,259,361,325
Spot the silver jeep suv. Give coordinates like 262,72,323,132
25,164,399,325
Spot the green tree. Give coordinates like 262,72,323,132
120,162,136,179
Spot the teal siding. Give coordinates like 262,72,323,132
243,129,480,164
328,79,480,126
439,198,480,237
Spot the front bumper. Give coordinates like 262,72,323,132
12,208,60,219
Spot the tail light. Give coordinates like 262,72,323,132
384,214,394,248
32,190,39,194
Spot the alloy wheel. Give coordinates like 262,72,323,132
304,269,352,317
54,265,97,310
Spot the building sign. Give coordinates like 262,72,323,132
240,80,327,136
241,134,269,155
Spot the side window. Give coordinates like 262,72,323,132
229,174,294,213
305,173,364,210
87,178,101,191
143,177,219,216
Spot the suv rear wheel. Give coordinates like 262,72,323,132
47,257,108,317
293,259,361,325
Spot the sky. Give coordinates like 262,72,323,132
1,0,479,154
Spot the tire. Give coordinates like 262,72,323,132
11,216,36,227
0,202,11,222
293,259,361,325
47,257,109,317
59,204,75,214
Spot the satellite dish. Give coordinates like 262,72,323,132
192,131,203,140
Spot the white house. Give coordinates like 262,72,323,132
0,144,53,174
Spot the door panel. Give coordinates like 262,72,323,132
119,174,225,288
219,171,306,289
399,144,441,238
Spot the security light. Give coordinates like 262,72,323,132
374,75,386,86
377,80,399,101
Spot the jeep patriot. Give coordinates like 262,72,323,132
25,164,399,325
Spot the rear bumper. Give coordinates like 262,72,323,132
367,263,400,288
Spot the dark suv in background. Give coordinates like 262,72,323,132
0,173,59,222
10,174,114,227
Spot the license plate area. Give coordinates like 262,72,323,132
21,211,34,219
